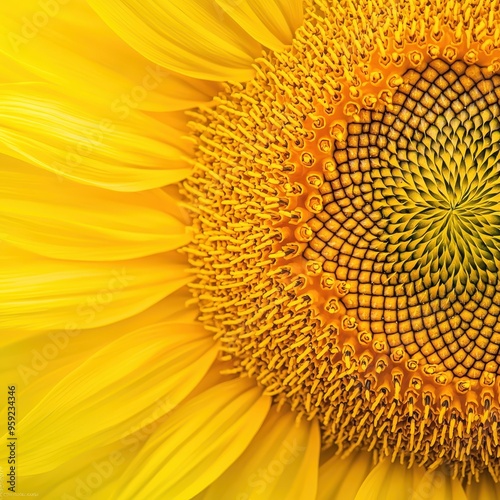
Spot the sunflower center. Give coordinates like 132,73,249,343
306,59,500,381
184,0,500,483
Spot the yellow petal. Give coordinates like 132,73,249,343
1,287,193,394
0,0,219,110
354,460,426,500
0,243,190,332
202,406,320,499
2,321,217,475
113,378,271,499
467,472,500,499
0,83,191,191
0,156,189,260
29,356,232,498
29,440,132,498
215,0,303,51
87,0,262,81
2,291,198,493
317,450,373,500
181,358,240,402
415,468,467,500
0,50,39,83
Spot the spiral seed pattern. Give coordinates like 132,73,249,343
186,0,500,482
306,60,500,380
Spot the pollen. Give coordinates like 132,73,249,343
183,0,500,483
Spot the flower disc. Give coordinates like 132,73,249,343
307,59,500,382
184,0,500,483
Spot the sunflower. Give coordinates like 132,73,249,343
2,0,500,498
